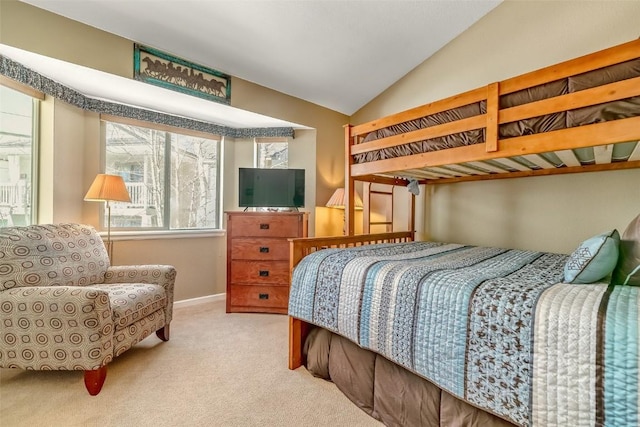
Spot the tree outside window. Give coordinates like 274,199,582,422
256,141,288,169
104,121,220,230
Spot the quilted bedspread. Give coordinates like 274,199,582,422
288,241,640,427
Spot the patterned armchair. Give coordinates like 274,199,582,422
0,223,176,395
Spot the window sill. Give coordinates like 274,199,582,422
99,229,226,241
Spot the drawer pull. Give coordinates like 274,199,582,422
259,293,269,300
259,246,270,253
260,223,270,230
259,270,269,277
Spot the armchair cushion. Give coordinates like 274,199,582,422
92,283,166,330
104,265,176,324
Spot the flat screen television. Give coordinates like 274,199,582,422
238,168,305,208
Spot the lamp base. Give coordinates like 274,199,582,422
105,240,113,262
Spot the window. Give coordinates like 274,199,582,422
104,120,221,230
0,85,39,227
255,139,288,169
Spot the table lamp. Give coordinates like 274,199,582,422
326,187,363,234
84,174,131,260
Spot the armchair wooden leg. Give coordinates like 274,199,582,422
84,366,107,396
156,324,170,341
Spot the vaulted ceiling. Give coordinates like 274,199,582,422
19,0,502,116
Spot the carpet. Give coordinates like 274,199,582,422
0,299,381,426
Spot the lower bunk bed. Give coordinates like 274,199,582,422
287,227,640,427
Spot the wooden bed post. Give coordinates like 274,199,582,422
288,316,311,370
486,82,499,153
289,236,310,369
409,192,415,240
363,181,371,234
344,124,355,236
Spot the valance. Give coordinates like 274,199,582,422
0,55,294,139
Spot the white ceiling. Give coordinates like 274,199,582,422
12,0,502,125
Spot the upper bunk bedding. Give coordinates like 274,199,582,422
348,40,640,183
288,240,640,427
354,58,640,165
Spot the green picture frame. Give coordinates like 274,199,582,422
133,44,231,105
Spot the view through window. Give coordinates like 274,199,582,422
104,121,221,230
0,86,38,227
255,140,288,169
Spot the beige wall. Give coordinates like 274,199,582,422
0,0,348,300
32,96,86,223
0,1,132,79
231,80,347,207
352,0,640,253
37,96,54,223
51,99,86,222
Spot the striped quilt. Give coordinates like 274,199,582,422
288,241,640,427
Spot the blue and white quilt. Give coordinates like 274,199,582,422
288,241,640,427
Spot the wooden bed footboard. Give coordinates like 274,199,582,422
288,316,311,370
288,231,414,369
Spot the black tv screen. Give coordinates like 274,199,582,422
239,168,305,208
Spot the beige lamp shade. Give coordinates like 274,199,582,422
326,188,363,210
84,174,131,203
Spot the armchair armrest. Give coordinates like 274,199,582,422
104,265,177,323
0,286,114,371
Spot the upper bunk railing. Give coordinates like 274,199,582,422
346,38,640,181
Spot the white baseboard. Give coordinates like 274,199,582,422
174,293,226,307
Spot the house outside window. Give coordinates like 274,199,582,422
103,120,221,230
255,139,288,169
0,85,38,227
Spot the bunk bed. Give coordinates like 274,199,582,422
288,39,640,427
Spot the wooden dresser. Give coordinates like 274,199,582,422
226,211,309,314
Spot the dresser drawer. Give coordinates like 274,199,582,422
231,238,289,261
230,260,290,284
228,285,289,310
229,214,300,238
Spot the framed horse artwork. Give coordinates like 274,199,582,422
134,44,231,105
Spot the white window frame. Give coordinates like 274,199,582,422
0,80,41,227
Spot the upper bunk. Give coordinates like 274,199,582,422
346,39,640,188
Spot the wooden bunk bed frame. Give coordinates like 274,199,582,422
342,38,640,235
289,38,640,370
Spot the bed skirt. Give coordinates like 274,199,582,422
304,327,517,427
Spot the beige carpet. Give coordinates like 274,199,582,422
0,299,381,427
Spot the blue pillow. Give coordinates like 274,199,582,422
564,230,620,284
